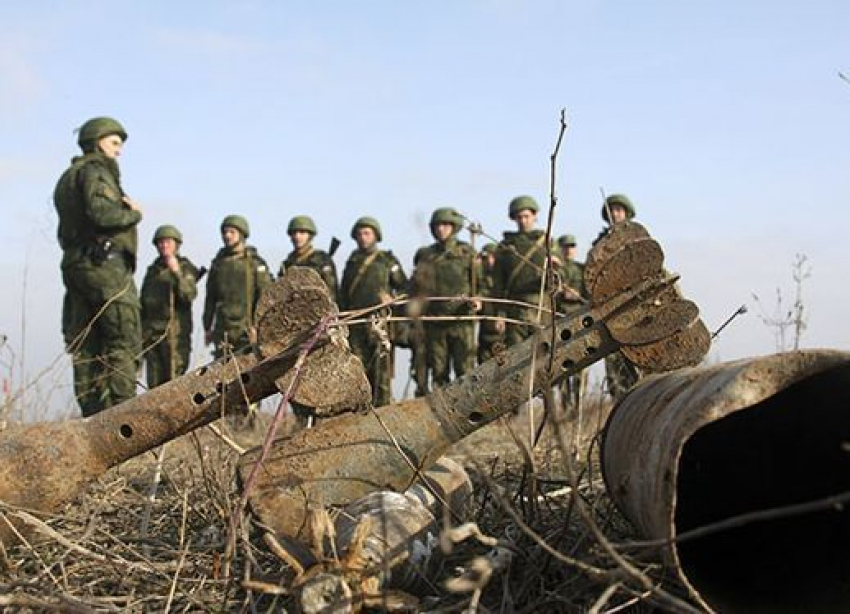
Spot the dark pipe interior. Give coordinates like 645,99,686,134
675,364,850,613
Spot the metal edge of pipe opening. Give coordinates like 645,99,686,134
601,349,850,613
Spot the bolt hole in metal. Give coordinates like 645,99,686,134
562,359,576,371
468,411,484,424
540,341,551,354
581,316,594,328
192,392,205,405
560,328,572,341
119,424,133,439
586,346,598,356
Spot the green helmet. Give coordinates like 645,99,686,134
558,234,577,248
288,215,317,236
429,207,462,229
601,194,636,222
221,214,250,238
351,216,382,242
509,195,539,219
480,242,498,255
77,117,127,151
152,224,183,245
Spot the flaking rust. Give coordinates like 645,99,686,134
0,268,368,545
239,221,710,543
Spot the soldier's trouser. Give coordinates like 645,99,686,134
504,295,551,348
605,351,639,400
143,332,191,389
426,321,475,388
212,328,251,360
349,324,393,407
477,332,502,364
62,258,141,417
559,370,586,419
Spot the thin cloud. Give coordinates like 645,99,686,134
0,38,47,114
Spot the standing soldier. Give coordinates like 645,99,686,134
595,194,640,399
54,117,143,417
339,217,407,406
410,207,479,388
477,243,503,364
493,195,559,347
279,216,338,302
140,225,199,388
557,234,588,414
203,215,272,359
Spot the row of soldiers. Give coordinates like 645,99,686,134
54,117,638,417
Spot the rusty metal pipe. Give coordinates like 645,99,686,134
602,350,850,613
241,272,693,540
0,342,310,544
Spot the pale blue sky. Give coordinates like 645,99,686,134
1,1,848,417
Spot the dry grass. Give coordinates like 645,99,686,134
0,399,697,613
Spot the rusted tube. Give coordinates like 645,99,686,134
602,350,850,613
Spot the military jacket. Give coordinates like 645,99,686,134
279,246,338,301
140,255,199,337
203,245,272,337
54,152,141,270
339,247,407,311
560,259,587,313
411,239,478,316
493,230,559,300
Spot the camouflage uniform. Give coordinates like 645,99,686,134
339,217,407,406
140,226,199,389
493,197,559,347
54,117,142,417
203,216,272,359
410,208,478,389
280,216,338,302
477,243,503,364
557,234,588,415
595,194,640,399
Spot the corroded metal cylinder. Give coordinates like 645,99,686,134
602,350,850,613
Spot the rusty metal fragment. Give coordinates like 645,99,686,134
602,350,850,613
240,225,710,543
0,269,362,545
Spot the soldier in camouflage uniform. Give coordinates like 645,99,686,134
339,217,407,406
557,234,588,414
279,216,338,302
595,194,640,400
54,117,143,416
493,196,560,347
203,215,273,359
140,225,199,389
410,207,480,388
477,243,503,364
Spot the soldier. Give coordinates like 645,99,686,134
54,117,143,416
140,225,199,389
410,207,479,388
596,194,640,399
557,234,588,414
477,243,503,364
339,217,407,406
203,215,273,359
557,234,587,312
493,195,559,347
279,216,338,302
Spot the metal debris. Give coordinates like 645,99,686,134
602,350,850,613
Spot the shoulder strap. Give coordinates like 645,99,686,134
505,234,546,293
347,250,382,297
